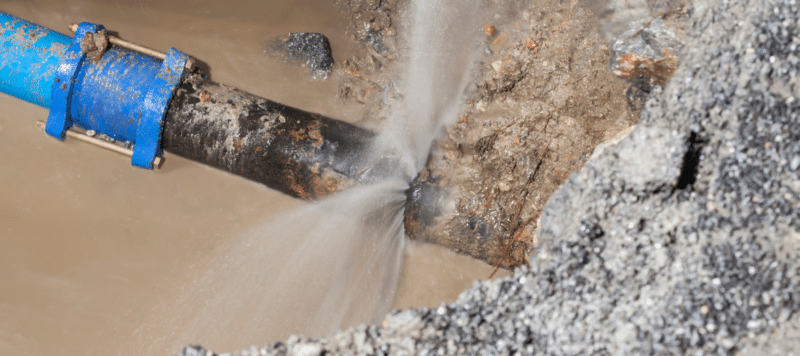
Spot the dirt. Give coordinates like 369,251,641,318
330,0,405,119
329,0,656,269
328,0,697,273
402,0,644,270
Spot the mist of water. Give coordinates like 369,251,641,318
376,0,485,179
125,0,485,353
124,179,408,353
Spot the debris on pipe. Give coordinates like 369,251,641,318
162,74,377,199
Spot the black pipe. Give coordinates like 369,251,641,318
403,169,514,268
162,73,376,199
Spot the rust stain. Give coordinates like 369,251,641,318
322,173,350,194
614,49,677,87
403,207,421,240
483,24,496,36
282,160,311,200
307,120,324,147
310,176,330,198
288,127,306,142
308,172,350,199
290,181,310,199
490,34,507,48
524,38,538,52
199,91,211,103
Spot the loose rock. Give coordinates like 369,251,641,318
276,32,334,75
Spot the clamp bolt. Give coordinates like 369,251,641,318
37,121,164,169
69,23,195,70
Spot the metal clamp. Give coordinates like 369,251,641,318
44,21,192,170
68,23,195,70
131,48,188,169
45,22,103,140
37,121,164,169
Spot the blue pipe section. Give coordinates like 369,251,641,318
71,46,161,142
0,12,188,169
0,12,71,107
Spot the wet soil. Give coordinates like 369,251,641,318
404,0,641,269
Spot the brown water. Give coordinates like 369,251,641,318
0,1,507,355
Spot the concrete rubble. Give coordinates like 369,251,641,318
182,0,800,354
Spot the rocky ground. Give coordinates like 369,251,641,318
181,0,800,354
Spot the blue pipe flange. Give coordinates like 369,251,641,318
131,48,189,169
45,22,104,140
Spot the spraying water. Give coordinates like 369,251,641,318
125,179,408,352
124,0,485,353
376,0,485,179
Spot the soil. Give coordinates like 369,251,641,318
331,0,405,119
329,0,690,270
403,0,644,270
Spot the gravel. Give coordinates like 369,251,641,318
182,0,800,354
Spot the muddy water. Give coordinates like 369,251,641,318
0,1,506,355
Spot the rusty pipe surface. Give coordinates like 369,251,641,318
162,74,377,199
403,166,529,270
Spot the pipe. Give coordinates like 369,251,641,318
0,12,71,106
162,77,376,199
403,168,526,270
0,12,375,199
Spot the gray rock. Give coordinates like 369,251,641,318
278,32,334,74
611,17,684,104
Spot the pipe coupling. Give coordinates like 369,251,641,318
44,21,190,169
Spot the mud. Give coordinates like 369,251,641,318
404,0,642,269
330,0,686,269
330,0,404,124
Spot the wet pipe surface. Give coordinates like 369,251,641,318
163,74,376,200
